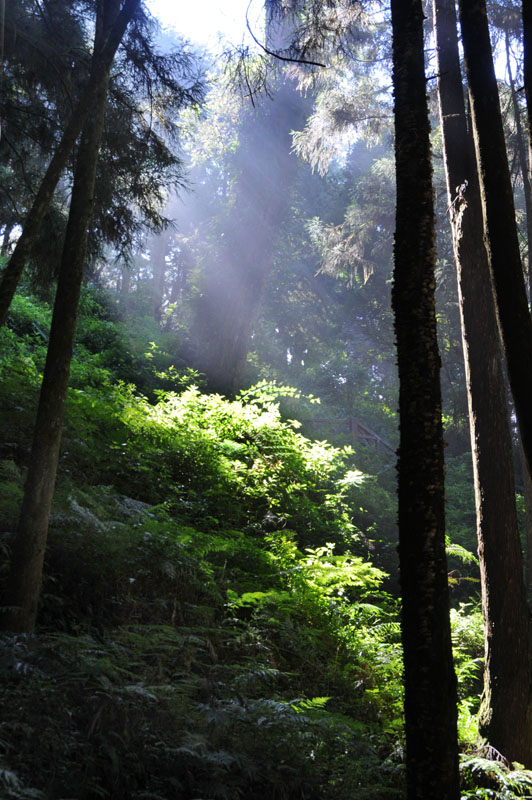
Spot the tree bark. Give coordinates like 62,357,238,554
0,0,140,328
435,0,532,766
505,29,532,294
391,0,459,796
150,228,171,322
1,225,13,257
518,442,532,598
0,0,139,634
457,0,532,482
523,0,532,164
506,18,532,607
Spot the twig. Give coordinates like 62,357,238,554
245,0,326,68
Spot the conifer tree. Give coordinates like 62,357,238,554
457,0,532,482
523,0,532,142
0,0,142,327
391,0,459,795
434,0,532,766
0,0,142,633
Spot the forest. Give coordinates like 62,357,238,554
1,0,532,798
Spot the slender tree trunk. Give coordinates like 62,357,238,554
0,0,140,328
0,0,139,634
119,263,131,307
150,228,170,322
506,20,532,605
434,0,532,765
523,0,532,160
518,442,532,598
168,240,193,305
391,0,459,796
457,0,532,482
505,30,532,288
1,225,13,257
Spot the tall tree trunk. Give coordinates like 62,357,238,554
523,0,532,161
505,29,532,291
506,22,532,604
519,442,532,598
391,0,459,796
457,0,532,482
0,0,139,634
0,0,140,328
434,0,532,765
1,224,13,257
150,228,171,322
119,262,131,307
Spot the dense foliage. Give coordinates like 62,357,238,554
2,0,532,796
0,288,406,798
0,286,523,799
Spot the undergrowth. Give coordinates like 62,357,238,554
0,287,508,799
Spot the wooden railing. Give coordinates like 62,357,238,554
312,417,395,456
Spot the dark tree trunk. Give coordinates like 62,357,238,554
505,29,532,291
0,0,140,328
391,0,459,797
523,0,532,165
507,15,532,606
457,0,532,482
434,0,532,765
519,442,532,599
0,0,139,634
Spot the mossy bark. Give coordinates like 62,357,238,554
505,30,532,298
523,0,532,162
435,0,532,767
391,0,459,796
458,0,532,482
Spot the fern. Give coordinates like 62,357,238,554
446,540,479,566
461,754,532,799
0,765,45,799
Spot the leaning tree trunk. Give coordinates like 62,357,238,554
457,0,532,482
434,0,532,766
391,0,459,797
0,0,139,634
0,0,140,328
